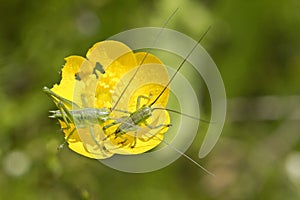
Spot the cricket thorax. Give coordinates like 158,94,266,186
131,106,152,124
114,106,152,135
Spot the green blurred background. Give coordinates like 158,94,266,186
1,0,300,199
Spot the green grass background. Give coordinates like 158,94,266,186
1,0,300,199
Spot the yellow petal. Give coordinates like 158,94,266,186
111,52,169,112
51,56,86,106
102,51,171,154
90,41,138,109
86,40,135,68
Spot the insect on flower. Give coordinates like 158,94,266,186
44,9,214,175
43,40,171,159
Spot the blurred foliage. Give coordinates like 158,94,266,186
0,0,300,199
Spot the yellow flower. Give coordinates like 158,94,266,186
49,40,170,159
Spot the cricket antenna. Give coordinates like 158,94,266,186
149,26,212,107
111,8,179,111
158,137,215,176
153,107,212,123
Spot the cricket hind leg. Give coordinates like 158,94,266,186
126,121,171,149
43,86,81,109
134,120,171,143
50,98,80,150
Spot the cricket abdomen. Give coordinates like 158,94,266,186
51,108,110,127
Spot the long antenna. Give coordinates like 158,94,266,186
156,135,215,176
153,107,212,123
149,26,211,107
111,8,179,111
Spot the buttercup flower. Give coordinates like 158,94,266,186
49,40,170,159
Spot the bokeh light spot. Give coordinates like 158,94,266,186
3,150,31,177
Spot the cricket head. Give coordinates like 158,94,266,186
95,108,111,122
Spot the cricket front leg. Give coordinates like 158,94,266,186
138,121,172,142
